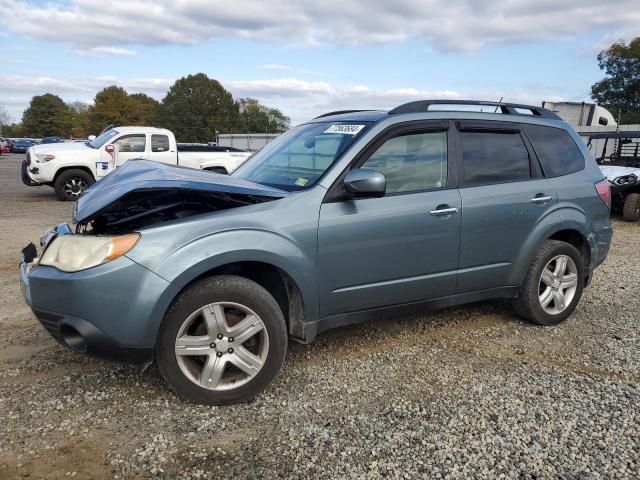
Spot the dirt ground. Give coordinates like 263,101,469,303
0,152,638,479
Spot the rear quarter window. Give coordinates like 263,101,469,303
524,124,585,177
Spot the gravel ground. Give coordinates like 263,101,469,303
0,152,638,479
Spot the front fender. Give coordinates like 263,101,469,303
133,228,320,339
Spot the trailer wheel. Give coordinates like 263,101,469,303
622,193,640,222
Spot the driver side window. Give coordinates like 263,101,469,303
361,130,448,194
114,134,146,153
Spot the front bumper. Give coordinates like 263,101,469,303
19,236,172,366
21,159,41,186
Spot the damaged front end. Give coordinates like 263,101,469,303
73,160,288,234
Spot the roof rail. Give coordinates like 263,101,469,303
388,100,562,120
314,109,374,119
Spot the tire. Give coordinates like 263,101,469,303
622,193,640,222
205,166,228,175
156,275,287,405
53,169,94,201
513,240,585,326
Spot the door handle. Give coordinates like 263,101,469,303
430,207,459,216
530,195,552,204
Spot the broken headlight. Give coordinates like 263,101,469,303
39,234,139,272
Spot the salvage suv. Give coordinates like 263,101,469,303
20,100,613,405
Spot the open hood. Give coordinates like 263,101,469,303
74,160,288,232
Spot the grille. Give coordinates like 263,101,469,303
26,151,31,166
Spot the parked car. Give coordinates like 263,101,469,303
0,138,10,154
41,136,62,144
22,126,252,201
588,131,640,221
11,139,34,153
20,100,613,405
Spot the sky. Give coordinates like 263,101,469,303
0,0,639,126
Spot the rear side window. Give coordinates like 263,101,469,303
151,134,170,152
460,130,530,185
524,125,585,177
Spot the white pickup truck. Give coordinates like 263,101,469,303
21,126,252,201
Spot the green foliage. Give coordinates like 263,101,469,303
156,73,239,142
18,74,290,141
22,94,71,137
238,98,290,133
591,37,640,124
86,86,159,134
67,101,91,138
5,123,24,137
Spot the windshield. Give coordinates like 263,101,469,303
90,129,119,149
232,121,371,191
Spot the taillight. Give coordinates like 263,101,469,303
595,179,611,209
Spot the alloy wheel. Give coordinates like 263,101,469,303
63,177,88,199
174,302,269,391
538,255,579,315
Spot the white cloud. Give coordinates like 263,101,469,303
76,46,139,56
0,0,638,52
261,64,323,75
0,73,567,124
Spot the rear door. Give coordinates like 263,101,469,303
149,133,177,164
317,121,461,316
454,121,557,293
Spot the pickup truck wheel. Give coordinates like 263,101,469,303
156,275,287,405
622,193,640,222
513,240,584,326
54,169,94,201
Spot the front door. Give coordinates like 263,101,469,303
112,133,149,167
318,124,461,317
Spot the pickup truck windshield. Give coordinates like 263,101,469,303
232,121,372,191
90,129,119,149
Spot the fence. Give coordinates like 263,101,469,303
218,133,281,152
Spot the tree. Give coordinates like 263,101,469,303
237,98,290,133
67,101,91,138
591,37,640,124
129,93,160,125
22,94,71,137
0,107,10,136
87,86,138,134
157,73,239,142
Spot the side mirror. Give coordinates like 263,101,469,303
343,168,386,197
88,135,96,141
598,116,609,126
105,144,115,154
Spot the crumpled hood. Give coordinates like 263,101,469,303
74,159,288,223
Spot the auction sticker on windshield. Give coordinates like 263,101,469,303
324,124,366,135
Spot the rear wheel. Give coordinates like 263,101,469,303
622,193,640,222
513,240,584,326
156,275,287,405
53,169,94,201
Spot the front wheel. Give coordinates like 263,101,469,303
156,275,287,405
53,169,95,201
513,240,585,326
